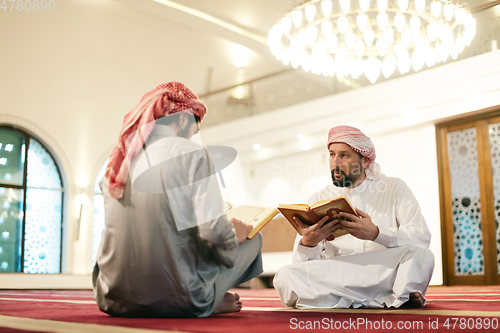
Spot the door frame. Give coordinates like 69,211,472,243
436,107,500,285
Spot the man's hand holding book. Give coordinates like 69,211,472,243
294,215,343,247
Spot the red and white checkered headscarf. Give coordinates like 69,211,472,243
105,82,207,199
327,125,376,162
327,125,383,179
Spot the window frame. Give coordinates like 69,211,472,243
0,125,65,273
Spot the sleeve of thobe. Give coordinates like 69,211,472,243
192,150,238,268
373,180,431,248
291,193,326,263
292,234,326,263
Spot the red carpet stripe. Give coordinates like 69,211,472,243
0,286,499,333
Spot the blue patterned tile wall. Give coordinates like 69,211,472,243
24,139,62,273
488,121,500,273
447,128,485,276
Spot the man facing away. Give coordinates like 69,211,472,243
93,82,262,318
274,125,434,309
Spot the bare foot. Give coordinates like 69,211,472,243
212,292,242,314
401,292,424,308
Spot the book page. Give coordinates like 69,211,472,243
310,198,334,209
227,206,264,225
227,205,278,239
310,196,347,209
277,203,310,211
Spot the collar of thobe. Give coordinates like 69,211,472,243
147,125,177,141
353,178,372,192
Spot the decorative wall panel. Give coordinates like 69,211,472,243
27,139,62,190
447,128,484,275
24,188,62,273
0,187,23,272
488,121,500,273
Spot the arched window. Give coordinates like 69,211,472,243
0,126,64,273
92,159,108,265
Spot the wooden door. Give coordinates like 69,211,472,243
437,110,500,285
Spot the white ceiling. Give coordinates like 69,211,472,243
113,0,500,97
111,0,289,96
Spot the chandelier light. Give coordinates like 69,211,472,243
268,0,475,83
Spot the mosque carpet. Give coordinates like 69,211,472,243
0,286,499,332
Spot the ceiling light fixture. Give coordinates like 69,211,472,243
268,0,475,83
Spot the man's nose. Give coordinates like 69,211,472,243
333,156,343,167
330,157,342,169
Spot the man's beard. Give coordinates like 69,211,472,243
331,168,361,188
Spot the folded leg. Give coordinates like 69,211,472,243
274,244,434,309
213,233,263,311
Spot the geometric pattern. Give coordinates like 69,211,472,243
447,128,484,276
23,188,62,273
452,198,484,275
24,138,63,273
447,128,481,199
0,129,63,274
26,139,62,190
487,121,500,273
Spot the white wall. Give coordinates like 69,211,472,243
373,125,442,284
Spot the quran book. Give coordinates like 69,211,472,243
225,203,279,239
277,196,358,239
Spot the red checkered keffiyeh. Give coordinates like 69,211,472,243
327,125,376,162
327,125,383,179
105,82,207,199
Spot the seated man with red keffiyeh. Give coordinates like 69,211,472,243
92,82,262,318
274,125,434,309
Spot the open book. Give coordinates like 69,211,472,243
225,203,279,239
277,195,358,239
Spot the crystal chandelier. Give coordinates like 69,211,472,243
268,0,476,83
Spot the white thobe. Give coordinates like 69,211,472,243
273,176,435,308
93,125,262,318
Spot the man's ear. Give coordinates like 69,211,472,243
362,156,370,169
178,113,188,128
